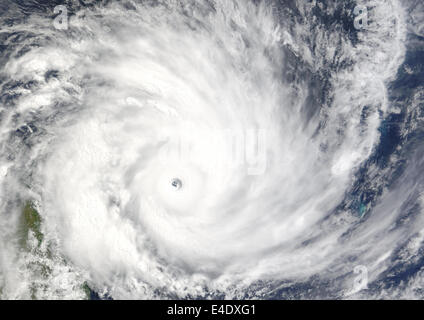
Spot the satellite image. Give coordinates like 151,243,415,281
0,0,423,301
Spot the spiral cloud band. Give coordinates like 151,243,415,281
0,0,423,299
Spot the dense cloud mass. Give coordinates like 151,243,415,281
0,0,423,299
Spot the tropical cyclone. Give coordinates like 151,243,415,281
0,0,422,300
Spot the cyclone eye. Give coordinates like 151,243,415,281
171,178,182,190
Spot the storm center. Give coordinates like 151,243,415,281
171,178,182,190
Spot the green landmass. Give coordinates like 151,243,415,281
19,201,43,249
17,201,89,299
82,282,91,299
